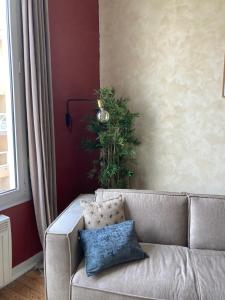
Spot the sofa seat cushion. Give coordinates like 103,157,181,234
71,243,199,300
191,249,225,300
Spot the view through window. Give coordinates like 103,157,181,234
0,0,16,193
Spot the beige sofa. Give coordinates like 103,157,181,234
45,189,225,300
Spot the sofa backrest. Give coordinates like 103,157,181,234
188,194,225,251
96,189,188,246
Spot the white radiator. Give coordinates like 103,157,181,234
0,215,12,287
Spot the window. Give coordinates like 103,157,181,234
0,0,16,192
0,0,30,210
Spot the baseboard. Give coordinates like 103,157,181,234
12,251,43,281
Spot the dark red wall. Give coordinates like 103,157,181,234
0,201,42,267
48,0,100,212
0,0,100,268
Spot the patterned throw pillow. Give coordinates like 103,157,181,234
79,220,146,276
81,196,125,229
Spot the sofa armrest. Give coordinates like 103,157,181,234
45,194,95,300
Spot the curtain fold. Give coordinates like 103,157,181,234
21,0,57,245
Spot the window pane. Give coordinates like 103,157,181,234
0,0,16,193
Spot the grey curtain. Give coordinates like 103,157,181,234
21,0,57,245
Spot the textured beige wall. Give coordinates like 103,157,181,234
99,0,225,194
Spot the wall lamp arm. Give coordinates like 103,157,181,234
65,98,94,129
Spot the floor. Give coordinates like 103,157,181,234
0,270,44,300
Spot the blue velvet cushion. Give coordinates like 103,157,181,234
79,220,146,276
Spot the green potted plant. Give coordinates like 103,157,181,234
83,87,140,188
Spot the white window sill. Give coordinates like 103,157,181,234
0,187,31,211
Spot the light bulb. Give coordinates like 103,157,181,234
96,99,110,123
97,108,110,123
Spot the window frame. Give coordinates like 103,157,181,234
0,0,30,211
